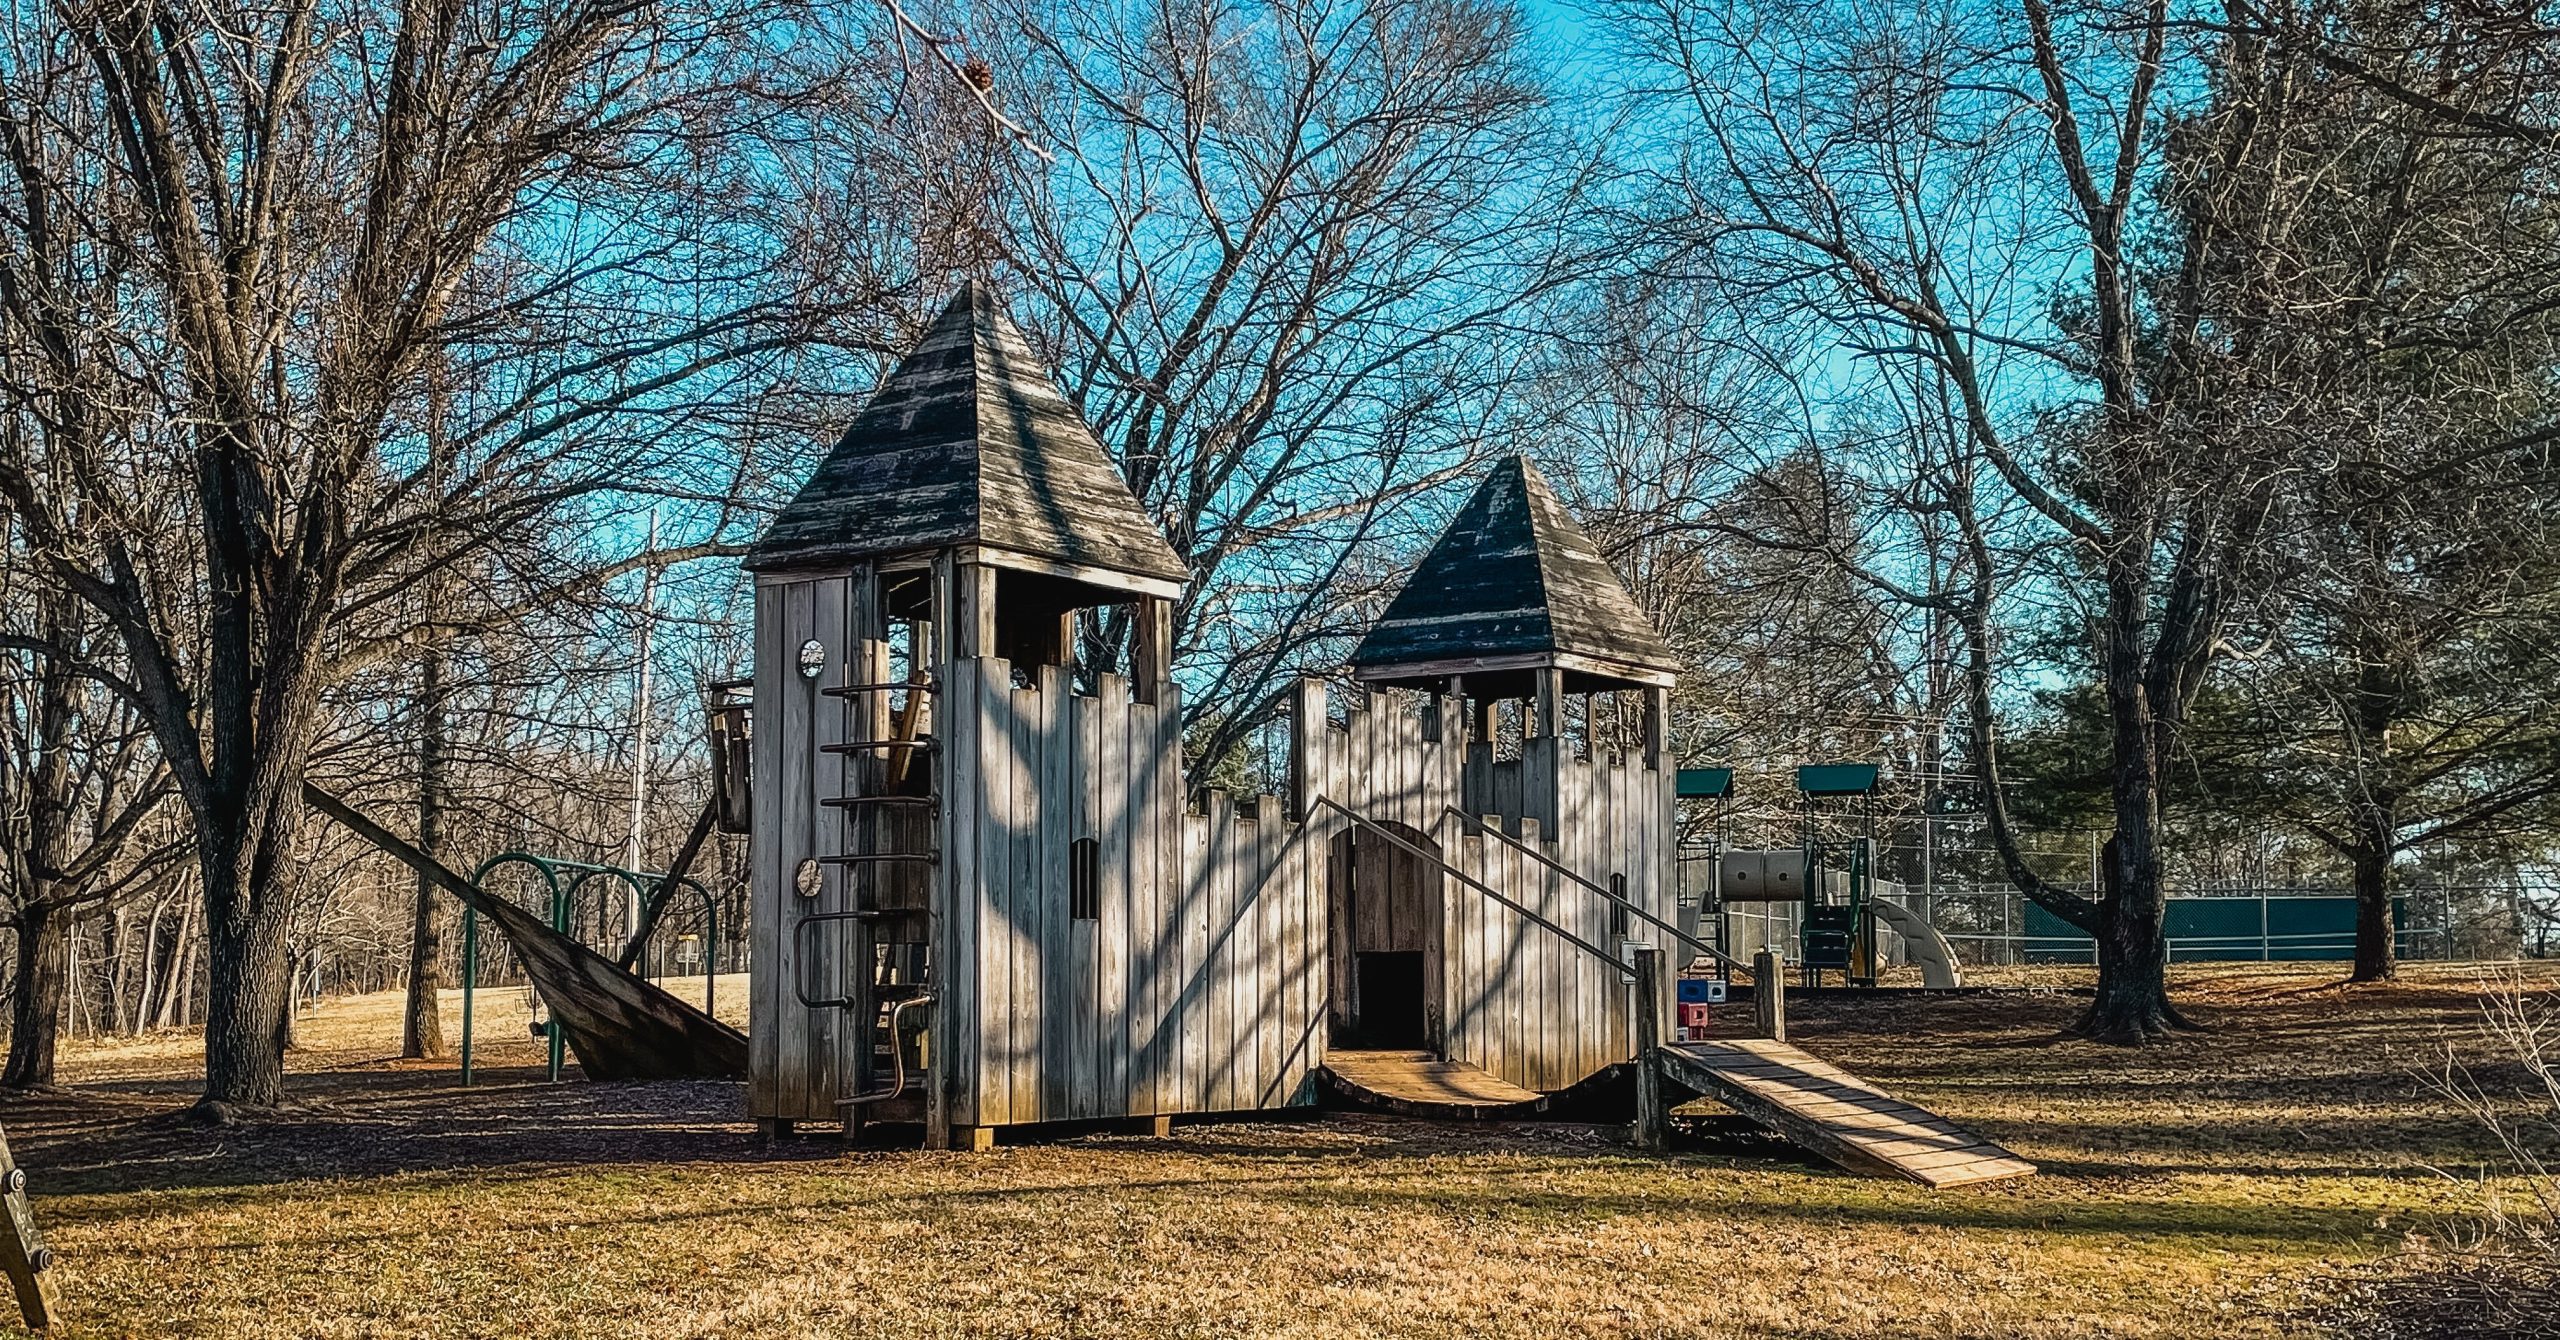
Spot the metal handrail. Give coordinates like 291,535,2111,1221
839,993,935,1110
1310,797,1625,972
1444,806,1744,971
791,910,890,1009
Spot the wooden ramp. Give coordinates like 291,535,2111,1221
1656,1039,2034,1188
1323,1050,1551,1119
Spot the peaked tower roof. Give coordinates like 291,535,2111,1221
745,282,1188,588
1351,455,1679,690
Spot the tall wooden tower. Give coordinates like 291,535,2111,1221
743,282,1187,1140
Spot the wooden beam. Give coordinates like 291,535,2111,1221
1351,650,1678,689
1632,946,1666,1151
1753,948,1786,1043
614,799,719,970
954,544,1188,602
956,563,998,659
1531,669,1563,739
0,1125,56,1331
1133,597,1173,704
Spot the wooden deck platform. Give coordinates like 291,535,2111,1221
1655,1039,2036,1188
1321,1050,1552,1119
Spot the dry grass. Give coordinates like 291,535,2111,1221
3,962,2555,1338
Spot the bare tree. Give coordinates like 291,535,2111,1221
0,584,180,1086
2165,0,2560,980
0,0,867,1113
1603,0,2336,1038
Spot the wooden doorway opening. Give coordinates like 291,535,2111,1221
1330,822,1443,1051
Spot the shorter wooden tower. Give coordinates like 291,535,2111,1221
1329,455,1682,1089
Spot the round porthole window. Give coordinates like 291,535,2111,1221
796,638,826,681
794,857,823,899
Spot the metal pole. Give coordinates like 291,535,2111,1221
628,510,658,934
460,908,477,1086
548,873,567,1082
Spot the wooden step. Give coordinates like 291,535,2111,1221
1654,1038,2035,1188
1321,1049,1550,1119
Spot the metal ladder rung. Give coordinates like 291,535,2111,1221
822,680,938,699
820,738,934,754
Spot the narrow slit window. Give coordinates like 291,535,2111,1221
1070,838,1101,920
1609,873,1630,939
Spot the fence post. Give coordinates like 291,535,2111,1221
1632,946,1665,1151
1752,948,1786,1043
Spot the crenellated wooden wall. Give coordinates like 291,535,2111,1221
758,631,1675,1127
938,658,1330,1127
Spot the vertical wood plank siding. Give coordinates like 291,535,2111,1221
760,661,1673,1124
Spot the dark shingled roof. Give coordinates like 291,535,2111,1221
1350,455,1679,688
745,282,1189,585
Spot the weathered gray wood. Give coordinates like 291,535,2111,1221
1004,665,1032,1125
1182,806,1208,1112
1656,1039,2036,1187
748,582,784,1117
979,658,1015,1126
0,1124,58,1330
1133,597,1172,706
943,641,979,1131
1347,457,1680,691
1755,949,1787,1042
1632,947,1666,1150
744,284,1189,590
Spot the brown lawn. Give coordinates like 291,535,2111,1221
0,961,2551,1339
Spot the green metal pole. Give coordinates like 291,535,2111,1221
460,908,477,1086
548,874,567,1082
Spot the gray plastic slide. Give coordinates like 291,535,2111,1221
1867,895,1964,988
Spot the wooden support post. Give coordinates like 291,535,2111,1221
1631,946,1666,1152
1532,669,1564,739
1643,686,1669,770
956,563,998,660
1144,1114,1173,1138
758,1117,793,1144
952,1125,997,1153
924,554,956,1151
1289,679,1323,822
1133,596,1173,705
1753,948,1786,1043
0,1126,56,1331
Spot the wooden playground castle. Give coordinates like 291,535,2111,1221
741,284,1683,1147
712,284,2033,1184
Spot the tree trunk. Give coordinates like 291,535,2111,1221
403,654,450,1059
2350,842,2396,983
2083,889,2181,1042
155,889,197,1032
2074,581,2190,1043
3,904,70,1090
194,806,302,1116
